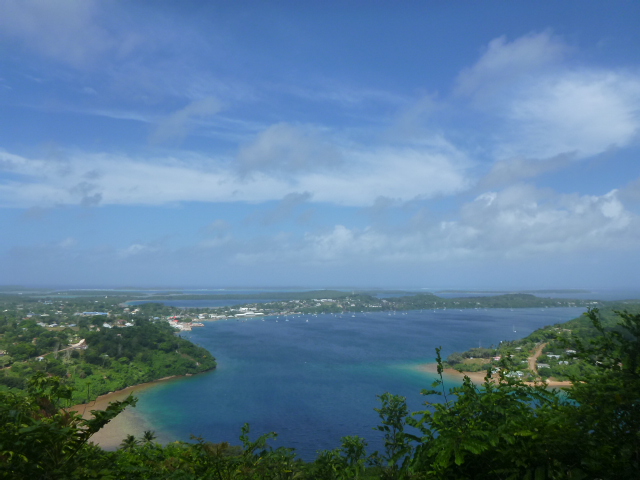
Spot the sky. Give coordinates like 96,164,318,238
1,1,640,290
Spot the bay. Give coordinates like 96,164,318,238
130,307,585,460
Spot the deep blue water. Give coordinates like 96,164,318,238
131,307,585,460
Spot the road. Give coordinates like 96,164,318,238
528,342,547,374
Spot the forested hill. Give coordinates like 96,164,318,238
0,313,216,404
445,301,640,381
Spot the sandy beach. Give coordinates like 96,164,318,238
414,362,572,389
68,376,181,450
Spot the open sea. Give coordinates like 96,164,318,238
125,306,587,460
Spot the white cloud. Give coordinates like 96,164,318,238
284,81,407,109
455,31,569,99
236,123,343,176
150,97,223,145
249,192,313,225
118,243,160,258
452,32,640,161
619,176,640,204
229,186,639,266
198,219,233,248
7,184,636,287
456,185,635,255
0,128,470,208
203,219,231,234
386,94,443,142
0,0,115,68
58,237,77,248
304,225,386,262
502,71,640,159
297,144,469,205
478,153,575,189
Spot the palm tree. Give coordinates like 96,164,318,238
120,434,138,451
142,430,157,445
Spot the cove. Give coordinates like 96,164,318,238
128,307,585,460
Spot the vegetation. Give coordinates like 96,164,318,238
1,308,639,478
132,291,594,317
445,302,640,382
2,287,597,321
0,288,592,405
0,297,216,404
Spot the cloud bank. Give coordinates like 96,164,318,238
2,14,640,288
0,133,470,208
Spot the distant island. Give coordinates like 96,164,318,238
435,289,591,294
128,290,598,321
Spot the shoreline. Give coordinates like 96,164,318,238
414,362,572,388
68,374,187,450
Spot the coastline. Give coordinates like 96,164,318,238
68,375,184,450
414,362,572,388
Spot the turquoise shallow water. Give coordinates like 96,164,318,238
132,307,585,460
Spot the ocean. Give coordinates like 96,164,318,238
129,307,585,460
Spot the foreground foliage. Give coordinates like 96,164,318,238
1,309,638,479
0,373,136,479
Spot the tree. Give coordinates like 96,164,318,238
120,434,139,451
0,372,136,479
372,392,411,479
142,430,157,445
402,309,640,479
558,308,640,478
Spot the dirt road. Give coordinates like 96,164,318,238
528,342,547,374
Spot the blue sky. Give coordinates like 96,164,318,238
1,1,640,290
